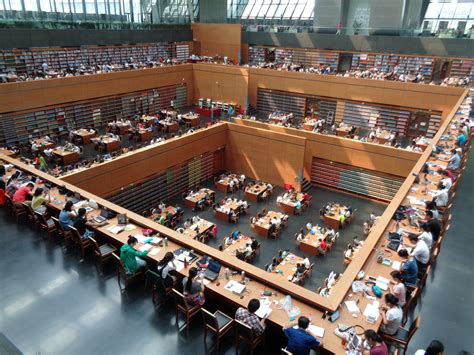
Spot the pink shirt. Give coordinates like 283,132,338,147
12,186,31,203
393,282,406,307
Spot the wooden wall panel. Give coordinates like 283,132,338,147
230,119,421,179
61,123,227,197
191,24,242,63
247,68,465,118
0,65,195,114
193,63,249,106
225,124,305,190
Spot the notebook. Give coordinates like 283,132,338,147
308,325,325,338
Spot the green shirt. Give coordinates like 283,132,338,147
31,195,45,211
120,244,147,273
158,215,166,225
39,156,47,171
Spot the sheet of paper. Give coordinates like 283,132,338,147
308,325,325,338
138,244,152,252
174,260,184,272
392,260,401,270
344,301,360,313
149,248,160,256
134,234,148,243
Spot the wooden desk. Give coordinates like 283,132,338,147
323,204,348,230
272,253,304,280
375,130,391,144
108,122,131,135
141,115,156,127
182,113,200,127
100,137,120,152
279,193,304,215
215,199,242,222
159,120,179,133
195,106,221,117
253,211,285,237
138,129,153,142
245,183,268,202
184,188,214,209
299,229,328,256
182,218,214,240
150,206,178,223
303,122,316,131
215,174,240,193
31,138,55,151
52,148,80,165
0,148,17,157
336,127,350,137
73,129,96,145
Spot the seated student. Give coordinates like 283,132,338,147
423,210,441,242
389,271,406,307
380,294,403,335
317,238,327,254
59,200,76,230
266,257,279,272
120,235,149,273
439,170,453,190
73,208,106,240
447,149,461,171
397,249,418,286
344,244,354,262
424,201,440,221
156,251,177,287
408,234,430,274
432,183,449,207
182,267,205,306
414,340,444,355
353,235,364,248
283,316,322,355
12,182,34,205
417,224,433,250
327,272,340,289
295,228,305,245
235,298,267,336
290,263,306,283
364,330,389,355
31,187,50,214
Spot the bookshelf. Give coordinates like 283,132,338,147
257,88,306,120
248,46,267,65
0,83,187,146
311,158,404,202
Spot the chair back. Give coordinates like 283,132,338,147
406,315,421,344
88,236,101,256
235,319,254,341
201,308,219,331
419,265,431,290
403,287,419,325
51,216,66,234
34,210,50,226
69,226,83,245
172,288,190,311
112,252,127,276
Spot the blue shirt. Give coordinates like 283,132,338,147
59,209,74,230
402,259,418,286
457,134,466,146
448,153,461,170
284,327,320,355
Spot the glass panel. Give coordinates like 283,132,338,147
248,2,261,19
292,3,306,19
425,3,443,18
266,4,279,18
282,3,296,18
258,4,269,18
454,3,472,19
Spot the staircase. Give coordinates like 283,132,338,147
301,177,313,193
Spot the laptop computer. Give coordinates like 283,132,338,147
93,208,109,223
204,259,222,281
70,192,81,204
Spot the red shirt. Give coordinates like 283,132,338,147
320,239,327,250
12,186,31,203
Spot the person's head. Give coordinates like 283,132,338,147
426,200,436,210
384,293,399,307
426,210,434,220
127,235,138,246
398,249,409,259
364,329,382,346
440,170,449,177
247,298,260,313
390,271,403,282
298,316,310,330
425,340,444,355
437,181,445,190
158,251,175,266
77,208,86,217
421,223,430,232
34,187,43,197
408,234,418,243
0,165,5,176
64,200,74,211
26,182,34,190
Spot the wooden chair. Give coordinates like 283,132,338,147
235,319,264,355
112,253,144,291
436,235,445,252
89,236,117,273
418,265,431,290
402,287,419,326
7,195,26,222
51,216,72,245
34,211,57,239
381,315,420,355
69,226,93,262
429,246,440,266
22,202,39,227
145,270,172,307
201,308,234,351
281,349,293,355
171,289,201,330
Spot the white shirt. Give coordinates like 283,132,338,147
419,231,433,250
158,261,176,278
411,240,430,265
432,189,449,207
441,177,453,190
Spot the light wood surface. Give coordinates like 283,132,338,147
191,24,242,63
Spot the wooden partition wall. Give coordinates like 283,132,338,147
191,24,242,63
61,123,226,197
0,64,195,114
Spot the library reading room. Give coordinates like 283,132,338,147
0,1,473,355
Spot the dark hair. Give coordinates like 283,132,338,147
77,208,86,217
64,200,74,211
298,316,310,329
426,210,434,218
440,170,449,177
385,293,399,306
34,187,43,196
248,298,260,313
421,223,430,231
364,329,382,343
390,271,403,281
425,340,444,355
185,267,198,293
425,201,436,210
408,234,418,242
127,235,138,245
158,251,174,267
26,182,34,188
0,165,5,176
398,249,409,257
